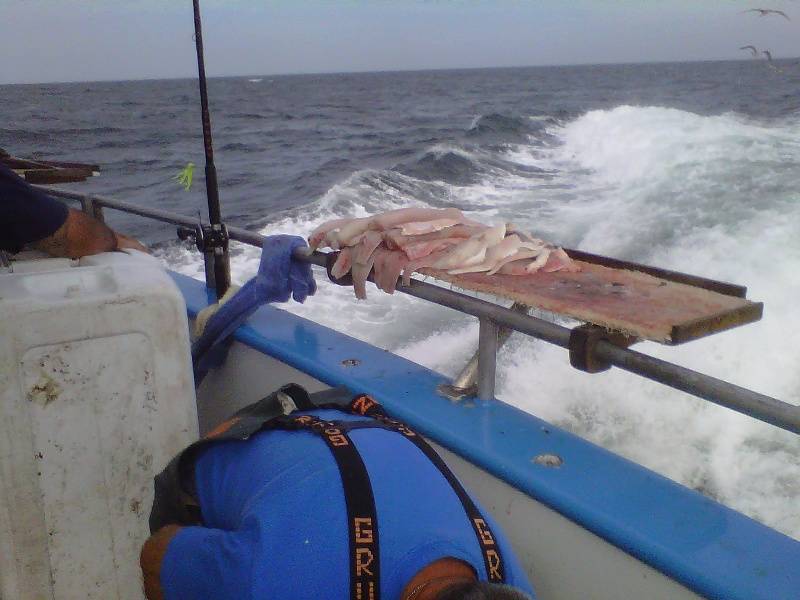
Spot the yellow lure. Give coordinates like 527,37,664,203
172,162,195,191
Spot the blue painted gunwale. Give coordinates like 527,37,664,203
172,272,800,600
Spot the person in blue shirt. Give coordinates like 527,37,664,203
0,163,146,257
141,385,537,600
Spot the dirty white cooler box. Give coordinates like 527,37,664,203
0,251,198,600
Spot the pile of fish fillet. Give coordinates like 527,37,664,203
308,207,580,299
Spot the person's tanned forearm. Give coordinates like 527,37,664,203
140,525,184,600
30,207,148,258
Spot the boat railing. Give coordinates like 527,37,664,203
42,186,800,436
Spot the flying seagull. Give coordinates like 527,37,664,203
740,8,791,21
740,45,759,56
761,50,784,72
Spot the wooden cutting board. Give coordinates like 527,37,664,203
420,249,763,345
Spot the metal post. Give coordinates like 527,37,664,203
80,195,104,222
438,303,528,401
477,318,500,401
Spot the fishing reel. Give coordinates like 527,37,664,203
177,220,231,298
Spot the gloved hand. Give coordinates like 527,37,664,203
192,235,316,384
255,234,317,303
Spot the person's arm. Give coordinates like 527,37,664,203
29,206,149,258
140,524,254,600
1,163,147,257
140,525,184,600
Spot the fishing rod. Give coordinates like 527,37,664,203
191,0,231,299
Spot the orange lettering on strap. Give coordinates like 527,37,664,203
473,518,496,546
397,425,416,438
486,549,502,581
355,582,376,600
354,517,373,544
356,548,374,576
351,394,377,415
325,428,349,446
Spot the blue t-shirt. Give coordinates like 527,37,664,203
0,163,69,253
161,409,536,600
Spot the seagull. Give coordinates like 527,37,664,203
761,50,784,72
740,8,791,21
740,45,759,56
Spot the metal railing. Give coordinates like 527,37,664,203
43,186,800,435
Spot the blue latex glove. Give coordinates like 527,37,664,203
192,235,316,384
253,234,317,304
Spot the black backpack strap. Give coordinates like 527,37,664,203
389,421,505,583
284,413,381,600
149,384,353,532
343,394,507,584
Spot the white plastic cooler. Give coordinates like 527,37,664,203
0,251,198,599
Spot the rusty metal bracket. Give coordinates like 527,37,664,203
569,324,636,373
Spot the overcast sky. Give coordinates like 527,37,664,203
2,1,799,85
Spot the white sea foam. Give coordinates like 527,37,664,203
509,105,800,538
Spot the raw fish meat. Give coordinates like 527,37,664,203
310,207,579,299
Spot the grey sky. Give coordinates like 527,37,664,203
2,1,799,84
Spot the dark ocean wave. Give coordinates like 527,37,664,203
0,130,55,145
219,142,259,152
9,125,124,137
481,155,555,179
467,113,534,142
225,112,271,120
383,113,561,187
95,139,136,149
391,150,480,186
224,111,295,121
27,112,61,122
389,145,554,187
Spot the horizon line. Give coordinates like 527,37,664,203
2,55,796,87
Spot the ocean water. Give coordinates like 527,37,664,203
2,60,799,540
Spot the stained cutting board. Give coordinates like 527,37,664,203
420,249,763,345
